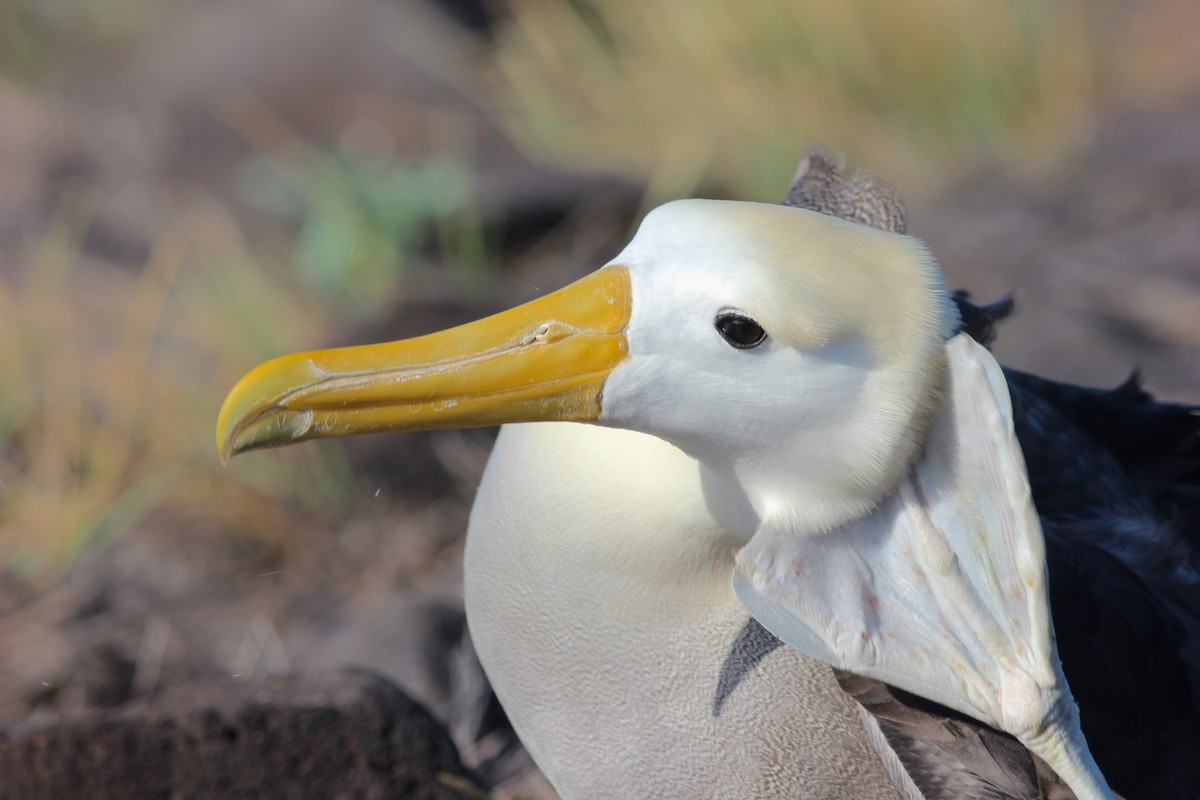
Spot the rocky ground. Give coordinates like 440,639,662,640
0,0,1197,798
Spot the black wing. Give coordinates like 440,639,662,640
1007,364,1200,800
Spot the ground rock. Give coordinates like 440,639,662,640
0,668,477,800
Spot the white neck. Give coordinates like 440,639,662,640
602,321,950,535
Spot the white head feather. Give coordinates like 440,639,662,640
600,199,959,534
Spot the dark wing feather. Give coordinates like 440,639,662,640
837,671,1050,800
1007,365,1200,800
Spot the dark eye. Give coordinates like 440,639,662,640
715,312,767,349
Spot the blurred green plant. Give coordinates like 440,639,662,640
491,0,1114,202
0,202,355,577
230,94,496,316
238,152,490,312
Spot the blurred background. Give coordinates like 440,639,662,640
0,0,1197,796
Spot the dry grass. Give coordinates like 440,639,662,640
0,201,353,578
490,0,1198,203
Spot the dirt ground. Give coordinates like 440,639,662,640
0,0,1197,798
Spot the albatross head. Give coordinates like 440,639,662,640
600,200,957,531
219,199,958,532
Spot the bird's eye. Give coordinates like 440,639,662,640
714,312,767,349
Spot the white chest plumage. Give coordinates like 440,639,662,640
465,422,901,799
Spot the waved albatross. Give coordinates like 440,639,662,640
217,182,1200,799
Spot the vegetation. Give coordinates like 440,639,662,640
0,201,353,573
492,0,1194,201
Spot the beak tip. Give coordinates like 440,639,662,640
216,398,241,465
216,424,238,465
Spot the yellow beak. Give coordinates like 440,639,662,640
217,266,632,463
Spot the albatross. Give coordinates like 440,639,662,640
217,185,1200,799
